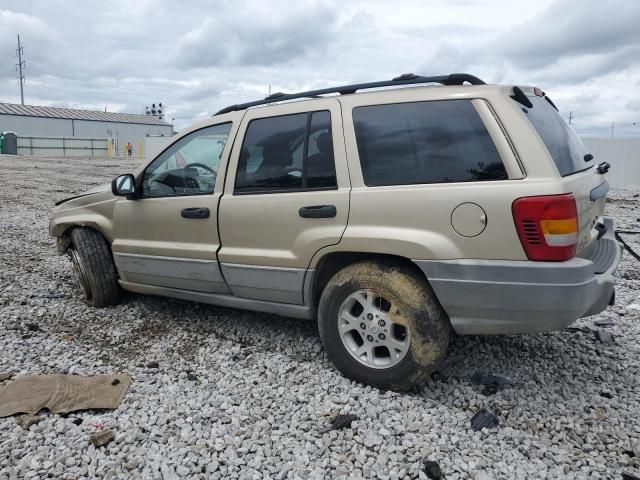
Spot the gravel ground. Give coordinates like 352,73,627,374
1,154,639,480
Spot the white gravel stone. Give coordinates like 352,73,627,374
0,156,639,479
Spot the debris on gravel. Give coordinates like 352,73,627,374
72,418,83,426
15,414,43,430
471,371,518,395
595,329,615,344
146,361,159,369
0,374,131,417
565,325,592,333
0,373,12,382
1,156,639,479
422,459,444,479
470,407,499,431
594,318,615,327
329,413,359,431
89,428,115,448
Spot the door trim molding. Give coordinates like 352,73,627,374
113,253,229,293
220,263,306,304
119,281,313,320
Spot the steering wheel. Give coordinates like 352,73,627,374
184,162,215,174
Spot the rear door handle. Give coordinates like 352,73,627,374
299,205,337,218
181,207,210,219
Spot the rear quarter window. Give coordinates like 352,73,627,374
352,100,507,187
522,96,591,176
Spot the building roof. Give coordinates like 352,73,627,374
0,102,171,126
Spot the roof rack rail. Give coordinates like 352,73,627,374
214,73,486,115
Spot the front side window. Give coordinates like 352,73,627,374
234,110,337,194
143,123,232,197
353,100,507,186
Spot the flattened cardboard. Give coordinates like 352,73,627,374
0,374,131,417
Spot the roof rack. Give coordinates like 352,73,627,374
214,73,486,115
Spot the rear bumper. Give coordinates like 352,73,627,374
414,217,622,335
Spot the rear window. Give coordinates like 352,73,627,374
352,100,506,186
523,96,591,176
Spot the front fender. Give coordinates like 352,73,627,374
49,195,117,247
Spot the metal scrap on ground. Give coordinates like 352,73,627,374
0,374,132,417
470,407,499,431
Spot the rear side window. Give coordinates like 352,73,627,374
352,100,506,186
523,96,591,176
235,111,337,194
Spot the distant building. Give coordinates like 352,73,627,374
0,102,172,157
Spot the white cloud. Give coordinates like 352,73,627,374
0,0,639,137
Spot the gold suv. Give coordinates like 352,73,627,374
50,73,621,390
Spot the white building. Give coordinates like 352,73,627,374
0,102,172,157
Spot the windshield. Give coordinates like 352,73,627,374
523,96,592,176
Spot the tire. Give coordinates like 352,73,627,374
318,260,449,391
69,228,120,307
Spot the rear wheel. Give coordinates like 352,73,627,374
69,228,120,307
318,260,449,391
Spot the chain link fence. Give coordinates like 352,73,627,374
17,136,108,157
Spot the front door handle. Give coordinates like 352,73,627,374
299,205,337,218
181,207,210,219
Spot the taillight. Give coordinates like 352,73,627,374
512,193,578,261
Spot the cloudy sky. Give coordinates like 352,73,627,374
1,0,639,137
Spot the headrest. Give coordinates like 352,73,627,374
263,143,292,167
316,133,332,154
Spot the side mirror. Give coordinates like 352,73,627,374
111,174,137,198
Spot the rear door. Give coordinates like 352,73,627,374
522,94,605,253
217,99,349,304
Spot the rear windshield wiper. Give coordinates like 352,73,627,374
511,86,533,108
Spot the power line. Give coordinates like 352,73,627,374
24,53,181,91
24,84,138,104
3,48,181,103
16,34,25,105
26,65,178,101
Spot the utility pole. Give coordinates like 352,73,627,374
16,34,25,105
568,111,574,125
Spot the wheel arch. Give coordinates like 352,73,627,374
308,251,432,309
53,220,113,255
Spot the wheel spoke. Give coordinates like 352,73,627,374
338,312,359,335
385,334,409,354
354,343,371,360
358,290,377,310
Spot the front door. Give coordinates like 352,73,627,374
218,99,350,304
111,122,235,293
